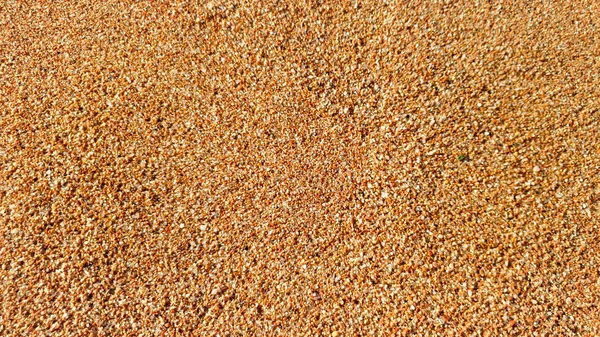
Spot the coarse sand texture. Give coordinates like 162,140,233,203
2,0,600,336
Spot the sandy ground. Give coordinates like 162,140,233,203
1,0,600,336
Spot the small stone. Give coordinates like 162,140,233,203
200,224,207,231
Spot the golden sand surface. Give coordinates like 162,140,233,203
2,1,600,335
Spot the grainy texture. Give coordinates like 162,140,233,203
1,0,600,336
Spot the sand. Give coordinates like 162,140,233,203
1,0,600,335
